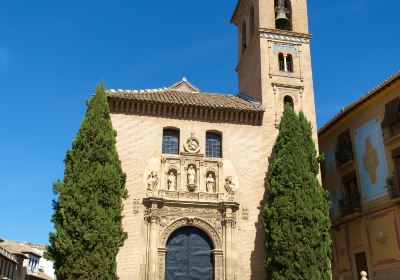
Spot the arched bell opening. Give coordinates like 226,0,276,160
275,0,292,31
284,95,294,109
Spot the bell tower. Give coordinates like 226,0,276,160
231,0,318,136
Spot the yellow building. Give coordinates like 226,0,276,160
319,71,400,280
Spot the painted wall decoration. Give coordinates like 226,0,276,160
354,120,388,202
323,147,342,215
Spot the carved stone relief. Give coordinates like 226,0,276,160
184,134,200,154
242,206,249,220
187,164,197,191
224,176,237,195
132,199,141,215
147,171,159,191
167,170,177,191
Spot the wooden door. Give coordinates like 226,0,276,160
354,252,368,279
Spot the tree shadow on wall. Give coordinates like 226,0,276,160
249,153,274,280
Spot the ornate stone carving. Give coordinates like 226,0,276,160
167,171,177,191
187,164,197,191
132,199,141,215
147,171,159,191
184,134,200,153
242,206,249,220
206,173,216,193
224,176,236,195
159,217,222,249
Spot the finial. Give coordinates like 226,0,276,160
360,271,368,280
182,77,187,82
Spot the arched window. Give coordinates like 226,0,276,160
275,0,292,31
162,128,180,155
284,95,294,109
249,6,255,37
278,53,285,71
287,54,294,72
241,21,247,53
206,132,222,158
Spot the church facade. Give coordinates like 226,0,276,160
108,0,318,279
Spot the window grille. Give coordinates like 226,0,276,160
162,129,180,155
206,132,222,158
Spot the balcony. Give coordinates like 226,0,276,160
386,176,400,201
339,193,361,218
335,145,354,168
383,123,400,144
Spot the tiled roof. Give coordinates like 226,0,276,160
0,240,46,257
108,89,263,112
107,79,263,113
318,71,400,136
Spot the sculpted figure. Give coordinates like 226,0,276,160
167,171,176,191
187,165,196,185
224,176,236,195
147,171,159,191
187,138,199,152
206,173,216,193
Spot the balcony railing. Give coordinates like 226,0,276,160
386,176,400,199
335,145,354,167
339,193,361,217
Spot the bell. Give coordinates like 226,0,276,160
275,7,289,26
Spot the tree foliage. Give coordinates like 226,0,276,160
48,83,127,280
264,107,332,280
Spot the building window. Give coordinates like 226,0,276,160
278,53,294,72
335,129,354,166
275,0,292,31
241,21,247,53
339,170,361,216
278,53,285,71
284,95,294,109
382,97,400,141
249,6,255,37
206,132,222,158
287,54,294,72
162,128,180,155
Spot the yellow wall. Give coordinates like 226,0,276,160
319,77,400,280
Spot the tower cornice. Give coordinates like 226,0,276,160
259,28,311,40
231,0,251,25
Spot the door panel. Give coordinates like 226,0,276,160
166,227,214,280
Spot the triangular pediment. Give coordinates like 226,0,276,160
169,77,201,92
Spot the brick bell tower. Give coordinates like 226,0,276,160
231,0,318,139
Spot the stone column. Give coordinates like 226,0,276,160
147,214,159,280
158,248,167,280
220,201,239,280
143,198,164,280
213,249,224,280
224,208,236,280
283,54,288,72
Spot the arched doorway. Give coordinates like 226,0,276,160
165,226,214,280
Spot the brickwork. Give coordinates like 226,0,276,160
113,0,317,279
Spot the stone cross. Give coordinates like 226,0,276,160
360,271,368,280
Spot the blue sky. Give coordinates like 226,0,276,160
0,0,399,244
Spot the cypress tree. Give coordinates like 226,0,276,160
48,83,127,280
263,106,332,280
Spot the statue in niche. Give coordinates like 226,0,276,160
147,171,159,191
167,171,176,191
224,176,236,195
187,165,197,191
206,173,216,193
